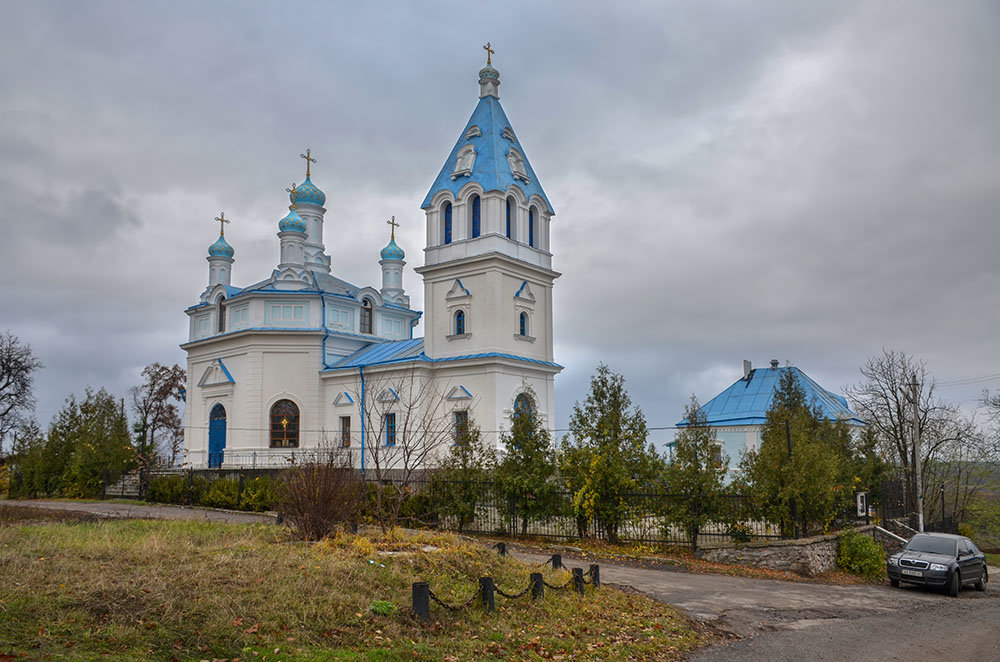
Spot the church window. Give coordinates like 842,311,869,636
514,393,534,423
269,399,300,448
471,195,481,238
505,197,514,239
361,298,373,334
384,413,396,446
340,416,351,447
453,410,469,444
454,309,465,335
217,296,226,333
528,207,536,247
230,306,249,327
519,312,528,337
443,202,452,245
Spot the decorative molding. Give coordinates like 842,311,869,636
198,358,235,387
507,148,531,183
514,334,536,343
377,388,399,403
446,385,473,400
451,145,476,180
332,391,354,407
446,333,471,341
445,279,471,300
465,125,482,139
514,280,536,303
501,126,516,142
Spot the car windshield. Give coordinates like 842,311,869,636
904,536,956,556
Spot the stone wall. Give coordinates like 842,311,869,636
697,525,904,577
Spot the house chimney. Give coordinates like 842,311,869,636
743,360,752,380
770,359,779,369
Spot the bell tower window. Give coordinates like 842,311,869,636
506,197,514,239
361,298,373,334
216,296,226,333
519,312,528,337
528,207,536,248
454,309,466,335
443,202,453,245
471,195,481,238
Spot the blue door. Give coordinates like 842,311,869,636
208,404,226,468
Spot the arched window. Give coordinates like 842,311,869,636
471,195,481,238
519,312,528,337
443,202,453,245
360,298,373,334
528,207,536,248
505,197,514,239
454,309,466,335
514,393,533,422
217,296,226,333
270,399,300,448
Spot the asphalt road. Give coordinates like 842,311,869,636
12,500,1000,660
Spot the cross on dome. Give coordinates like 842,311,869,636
483,42,494,66
300,149,316,177
214,212,230,237
285,183,298,208
387,215,399,240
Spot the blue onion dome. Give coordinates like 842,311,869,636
380,236,405,261
478,65,499,81
278,208,307,233
208,234,234,258
291,176,326,206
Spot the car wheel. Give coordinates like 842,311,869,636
890,578,899,588
948,570,960,597
975,566,987,592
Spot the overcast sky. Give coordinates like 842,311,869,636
2,1,999,450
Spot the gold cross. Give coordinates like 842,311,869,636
300,149,316,177
483,42,494,66
286,183,297,208
387,215,399,240
214,212,230,237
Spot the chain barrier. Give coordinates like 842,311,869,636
494,583,532,600
427,587,480,612
541,576,574,590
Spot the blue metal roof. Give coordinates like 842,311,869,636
421,90,553,213
324,338,562,372
678,366,864,427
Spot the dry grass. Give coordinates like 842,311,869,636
0,516,704,661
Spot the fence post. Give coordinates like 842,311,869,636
551,553,562,570
530,572,544,599
572,568,585,595
412,582,430,622
253,451,257,470
494,542,506,557
479,576,495,613
589,564,600,588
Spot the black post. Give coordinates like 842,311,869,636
551,553,562,570
495,542,506,557
479,576,495,613
865,495,870,526
589,564,600,588
530,572,544,599
786,420,798,538
411,582,430,622
572,568,585,595
237,473,245,509
880,479,887,526
102,468,109,500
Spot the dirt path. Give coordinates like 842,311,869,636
4,498,275,524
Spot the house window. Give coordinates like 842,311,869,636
340,416,351,447
454,410,469,443
454,309,465,335
384,413,396,446
519,312,528,337
443,202,452,245
217,296,226,333
506,197,514,239
270,399,300,448
471,195,481,238
361,298,373,334
528,207,536,247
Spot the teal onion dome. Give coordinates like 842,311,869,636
291,176,326,206
478,65,499,81
380,236,405,261
208,234,234,258
279,208,307,233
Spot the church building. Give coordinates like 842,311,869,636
181,51,561,469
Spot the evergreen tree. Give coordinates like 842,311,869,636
561,364,663,542
431,419,495,532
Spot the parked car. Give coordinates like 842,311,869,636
887,532,988,597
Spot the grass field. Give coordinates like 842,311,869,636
0,504,704,661
987,553,1000,567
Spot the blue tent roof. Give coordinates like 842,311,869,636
678,366,864,427
421,90,553,213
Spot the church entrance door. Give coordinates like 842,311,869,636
208,404,227,468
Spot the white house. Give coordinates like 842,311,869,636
181,56,561,470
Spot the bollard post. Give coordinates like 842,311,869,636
572,568,585,595
551,553,562,570
412,582,430,622
495,542,506,557
589,564,600,588
530,572,544,599
479,576,495,613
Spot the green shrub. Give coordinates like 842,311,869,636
838,529,885,578
369,600,395,616
202,478,240,510
240,475,281,512
147,475,186,504
957,522,976,541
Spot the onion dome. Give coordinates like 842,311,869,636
478,65,499,82
208,234,234,258
290,176,326,207
380,236,405,261
278,208,307,233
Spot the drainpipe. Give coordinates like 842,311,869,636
313,272,331,370
359,365,366,477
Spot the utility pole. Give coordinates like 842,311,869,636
906,376,924,533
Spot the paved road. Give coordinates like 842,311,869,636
509,548,1000,661
13,501,1000,660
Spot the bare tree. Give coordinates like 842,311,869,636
130,363,186,468
350,365,459,531
847,349,975,521
0,331,43,457
922,422,994,527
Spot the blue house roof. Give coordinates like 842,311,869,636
678,366,864,427
421,84,553,213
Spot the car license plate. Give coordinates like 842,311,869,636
901,569,923,577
